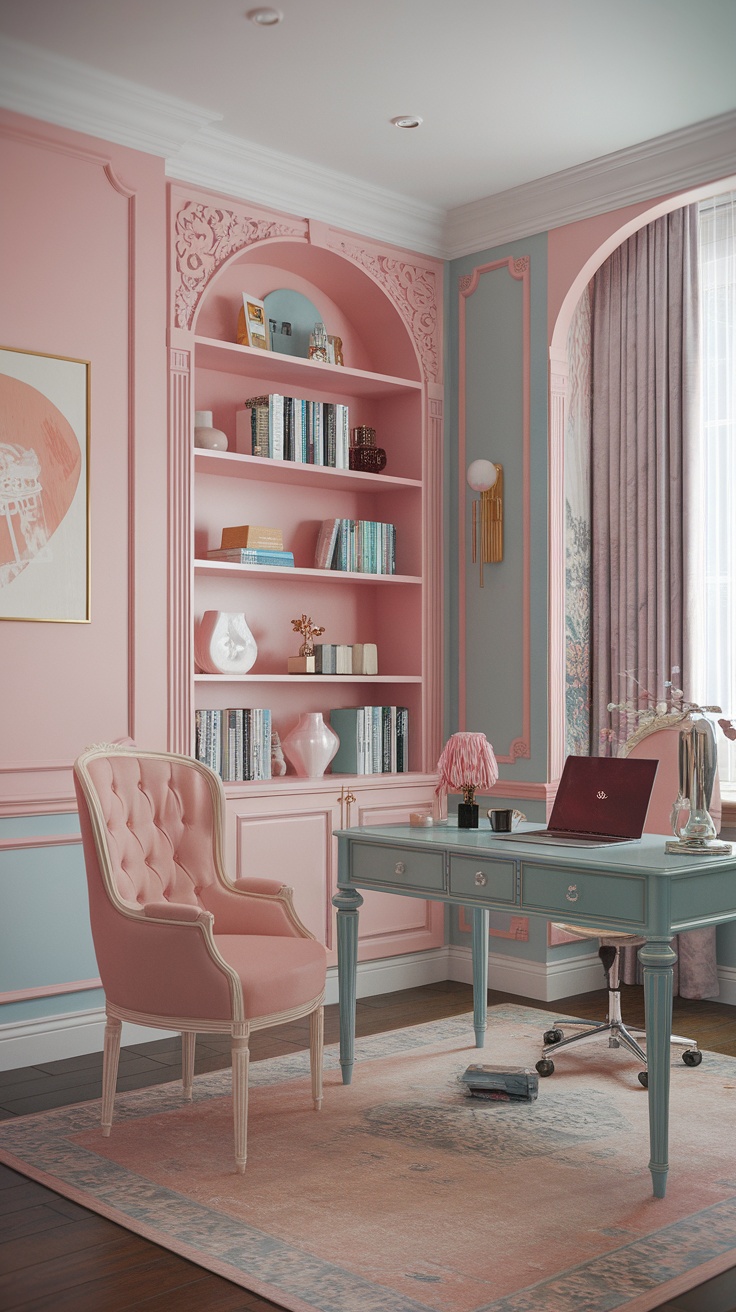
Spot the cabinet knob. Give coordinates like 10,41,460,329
394,861,406,875
565,884,579,903
474,870,488,887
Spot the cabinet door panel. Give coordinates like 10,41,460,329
230,804,333,949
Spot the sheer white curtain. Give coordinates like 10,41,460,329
691,191,736,790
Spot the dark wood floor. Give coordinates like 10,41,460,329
1,980,735,1311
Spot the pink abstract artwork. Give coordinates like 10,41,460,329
0,350,88,621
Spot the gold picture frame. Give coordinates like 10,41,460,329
0,345,91,622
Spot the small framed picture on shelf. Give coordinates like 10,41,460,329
237,294,270,351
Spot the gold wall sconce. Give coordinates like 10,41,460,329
467,459,503,586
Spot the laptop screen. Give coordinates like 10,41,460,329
548,756,659,839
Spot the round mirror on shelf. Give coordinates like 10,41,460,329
263,288,323,359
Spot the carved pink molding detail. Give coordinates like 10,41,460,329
329,237,440,382
173,202,306,330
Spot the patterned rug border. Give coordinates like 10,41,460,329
1,1004,735,1312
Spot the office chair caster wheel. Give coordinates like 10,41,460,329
543,1028,564,1046
682,1049,702,1067
638,1071,648,1088
536,1058,555,1077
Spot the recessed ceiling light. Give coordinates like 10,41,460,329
391,116,423,130
246,7,283,25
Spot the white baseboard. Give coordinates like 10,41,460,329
325,948,452,1006
446,944,605,1002
3,953,732,1071
0,1008,176,1072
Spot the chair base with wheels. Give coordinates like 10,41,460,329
536,928,702,1087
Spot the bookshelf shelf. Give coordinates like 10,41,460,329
194,560,421,584
194,335,422,399
194,674,423,683
194,448,421,493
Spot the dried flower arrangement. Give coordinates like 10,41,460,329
602,668,735,753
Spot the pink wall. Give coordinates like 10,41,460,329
0,111,169,813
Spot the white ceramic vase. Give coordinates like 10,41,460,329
194,611,257,674
282,712,339,778
194,409,228,451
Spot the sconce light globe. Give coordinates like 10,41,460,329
467,458,498,492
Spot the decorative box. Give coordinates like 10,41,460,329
349,425,387,474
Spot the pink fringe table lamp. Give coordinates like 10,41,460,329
436,732,499,829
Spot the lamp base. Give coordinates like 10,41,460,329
457,803,479,829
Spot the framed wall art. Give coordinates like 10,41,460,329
0,346,90,622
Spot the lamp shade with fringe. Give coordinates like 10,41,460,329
435,732,499,828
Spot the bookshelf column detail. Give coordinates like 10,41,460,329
168,346,192,755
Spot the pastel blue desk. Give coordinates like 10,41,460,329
333,822,736,1199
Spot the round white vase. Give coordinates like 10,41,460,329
282,712,339,778
194,611,257,674
194,409,228,451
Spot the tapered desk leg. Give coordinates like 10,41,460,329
472,907,490,1047
333,886,363,1085
639,937,677,1199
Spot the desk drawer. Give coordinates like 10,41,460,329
520,863,646,927
350,842,445,892
449,855,516,903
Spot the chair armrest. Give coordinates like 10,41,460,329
142,901,213,925
202,880,315,939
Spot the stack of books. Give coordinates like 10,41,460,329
314,518,396,574
236,395,350,468
206,525,294,568
329,706,408,774
313,643,378,675
195,708,272,781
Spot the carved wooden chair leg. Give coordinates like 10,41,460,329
101,1013,122,1137
181,1031,196,1101
310,1004,324,1111
232,1023,250,1174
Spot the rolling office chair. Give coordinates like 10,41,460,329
536,719,712,1086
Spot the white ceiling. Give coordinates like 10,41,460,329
2,0,736,252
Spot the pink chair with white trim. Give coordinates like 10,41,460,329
73,744,326,1172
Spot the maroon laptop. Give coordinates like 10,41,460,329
496,755,659,847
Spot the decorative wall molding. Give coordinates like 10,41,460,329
0,833,80,853
458,256,531,764
446,111,736,258
448,944,605,1002
0,35,221,159
2,35,734,260
326,234,441,384
548,352,568,780
0,978,101,1006
167,347,192,755
172,200,306,330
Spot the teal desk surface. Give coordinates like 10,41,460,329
333,820,736,1198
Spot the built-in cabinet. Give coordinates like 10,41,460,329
168,186,445,965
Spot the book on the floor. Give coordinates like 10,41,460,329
459,1065,538,1101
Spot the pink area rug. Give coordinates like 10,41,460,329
2,1005,736,1312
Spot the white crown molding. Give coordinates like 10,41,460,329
0,35,221,157
167,125,446,258
445,111,736,259
2,34,734,260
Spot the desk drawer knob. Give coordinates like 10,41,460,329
394,861,406,876
566,884,579,903
474,871,488,887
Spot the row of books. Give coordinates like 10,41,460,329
313,643,378,675
195,708,272,781
204,548,295,567
315,518,396,574
236,395,350,468
330,706,409,774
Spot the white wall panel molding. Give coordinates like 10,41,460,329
448,944,603,1002
446,111,736,258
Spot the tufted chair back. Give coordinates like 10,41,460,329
74,746,229,1010
82,751,222,908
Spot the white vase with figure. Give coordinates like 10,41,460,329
282,712,339,778
194,611,257,674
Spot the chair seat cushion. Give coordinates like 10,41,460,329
214,934,326,1020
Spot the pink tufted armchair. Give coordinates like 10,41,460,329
73,744,326,1172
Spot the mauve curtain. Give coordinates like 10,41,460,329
588,205,719,998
